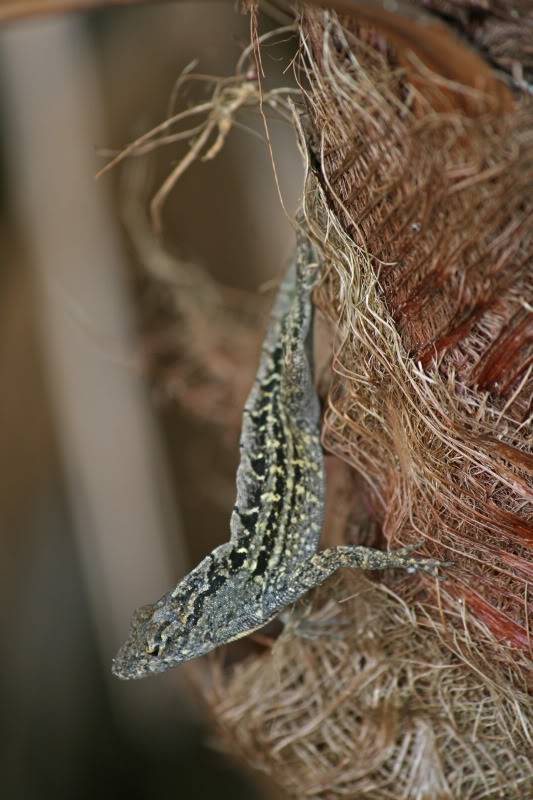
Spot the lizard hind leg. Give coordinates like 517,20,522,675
280,544,450,606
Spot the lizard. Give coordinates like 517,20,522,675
112,227,447,680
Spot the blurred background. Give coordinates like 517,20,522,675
0,2,301,797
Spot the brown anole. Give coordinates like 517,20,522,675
113,229,447,679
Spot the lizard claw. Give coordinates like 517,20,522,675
394,542,453,579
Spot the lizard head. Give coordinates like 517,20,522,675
111,572,266,679
111,601,170,680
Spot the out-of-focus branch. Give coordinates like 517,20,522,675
1,0,513,114
0,13,186,665
0,0,174,24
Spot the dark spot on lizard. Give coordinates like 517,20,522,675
229,549,246,570
254,548,270,577
189,561,227,624
250,453,266,478
233,504,259,537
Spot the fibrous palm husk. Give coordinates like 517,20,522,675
203,7,533,799
300,7,532,649
208,568,532,799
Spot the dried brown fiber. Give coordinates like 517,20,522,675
208,570,532,799
299,6,533,651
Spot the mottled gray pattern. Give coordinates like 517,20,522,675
112,231,447,680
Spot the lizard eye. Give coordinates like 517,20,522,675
145,620,172,656
146,641,161,656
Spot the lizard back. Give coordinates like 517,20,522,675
231,235,324,582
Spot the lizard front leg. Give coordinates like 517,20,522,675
276,543,448,607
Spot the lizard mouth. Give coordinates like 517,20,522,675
111,627,163,680
111,601,172,679
111,645,165,680
111,644,146,680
